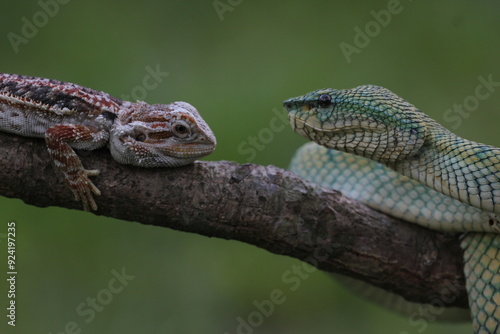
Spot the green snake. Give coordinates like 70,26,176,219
284,85,500,333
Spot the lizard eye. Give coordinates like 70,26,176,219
136,133,147,142
318,94,332,108
173,121,191,138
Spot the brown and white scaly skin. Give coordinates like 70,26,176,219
0,73,216,211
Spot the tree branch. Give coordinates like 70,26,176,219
0,131,468,309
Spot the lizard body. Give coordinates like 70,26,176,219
0,73,216,211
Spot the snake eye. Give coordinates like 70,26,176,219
175,125,188,134
318,94,332,108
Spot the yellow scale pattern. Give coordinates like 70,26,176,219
462,233,500,333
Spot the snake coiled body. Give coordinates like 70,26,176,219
284,85,500,333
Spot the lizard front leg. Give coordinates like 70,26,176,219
45,124,109,211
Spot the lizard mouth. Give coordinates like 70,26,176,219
123,136,215,158
161,142,216,158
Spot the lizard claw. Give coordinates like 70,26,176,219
85,169,100,177
67,169,101,211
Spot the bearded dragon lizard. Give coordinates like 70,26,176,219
0,73,216,211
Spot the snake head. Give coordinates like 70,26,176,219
284,85,428,163
109,101,216,167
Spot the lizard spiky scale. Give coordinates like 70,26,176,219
0,73,216,210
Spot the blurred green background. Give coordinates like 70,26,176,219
1,1,499,333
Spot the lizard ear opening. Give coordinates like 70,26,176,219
101,110,118,122
135,133,146,142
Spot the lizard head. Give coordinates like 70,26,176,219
109,101,216,167
283,85,428,163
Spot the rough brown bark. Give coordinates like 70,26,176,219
0,131,468,309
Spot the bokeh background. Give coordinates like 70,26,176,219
1,1,500,333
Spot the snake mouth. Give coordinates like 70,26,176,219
290,115,362,146
290,113,386,135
